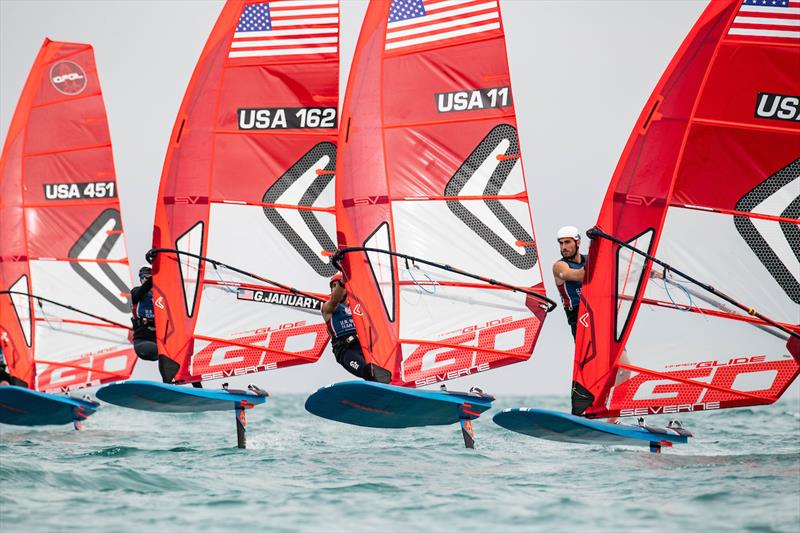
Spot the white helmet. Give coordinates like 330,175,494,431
557,226,581,241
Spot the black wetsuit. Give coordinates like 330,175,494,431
131,278,192,385
131,277,157,361
557,254,586,339
326,303,371,380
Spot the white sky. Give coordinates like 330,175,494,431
2,0,796,398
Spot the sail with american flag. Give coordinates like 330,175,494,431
386,0,502,51
149,0,339,384
229,0,339,60
727,0,800,44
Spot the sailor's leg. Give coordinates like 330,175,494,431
133,339,158,361
336,344,369,379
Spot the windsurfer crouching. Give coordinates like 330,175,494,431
131,265,201,387
552,226,586,339
322,273,390,383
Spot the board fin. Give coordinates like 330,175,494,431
460,419,475,449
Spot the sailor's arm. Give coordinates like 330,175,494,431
553,261,585,283
321,284,346,320
131,276,153,305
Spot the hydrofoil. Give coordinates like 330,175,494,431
493,408,692,453
305,381,494,448
96,380,267,448
0,386,99,429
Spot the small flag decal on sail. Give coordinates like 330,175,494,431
727,0,800,43
229,1,339,59
386,0,502,51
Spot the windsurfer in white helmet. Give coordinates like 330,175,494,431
322,273,390,383
552,226,586,339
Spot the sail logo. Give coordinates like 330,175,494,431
734,158,800,305
192,321,328,380
237,288,321,310
436,87,511,113
69,209,132,313
262,142,338,277
44,181,116,200
404,316,539,385
754,92,799,122
238,107,337,130
444,124,538,270
611,357,794,415
49,61,87,95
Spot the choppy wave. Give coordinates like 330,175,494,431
1,394,798,532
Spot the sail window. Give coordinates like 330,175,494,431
614,229,654,341
176,222,204,317
9,275,32,347
364,223,395,322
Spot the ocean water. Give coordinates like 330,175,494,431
1,393,799,532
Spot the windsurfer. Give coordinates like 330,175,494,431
322,273,389,383
553,226,586,339
131,266,201,387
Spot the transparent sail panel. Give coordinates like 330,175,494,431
9,275,32,346
615,230,653,340
175,222,204,317
364,223,395,322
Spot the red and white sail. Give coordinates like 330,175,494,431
151,0,339,383
335,0,551,387
572,0,800,419
0,39,136,393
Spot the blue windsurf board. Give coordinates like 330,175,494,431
96,381,267,413
0,386,99,427
493,408,691,451
305,381,494,428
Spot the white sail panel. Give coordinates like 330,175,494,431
392,199,541,287
654,207,798,323
175,222,204,317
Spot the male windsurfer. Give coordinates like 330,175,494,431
552,226,586,339
322,273,390,383
131,266,201,387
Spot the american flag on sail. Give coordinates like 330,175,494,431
385,0,502,51
228,0,339,59
726,0,800,43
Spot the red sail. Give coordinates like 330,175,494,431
151,0,339,383
336,0,550,387
0,39,136,392
573,0,799,419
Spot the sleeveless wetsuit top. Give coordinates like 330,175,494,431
325,303,356,340
557,254,586,311
133,289,154,321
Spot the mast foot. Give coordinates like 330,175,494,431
460,419,475,449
